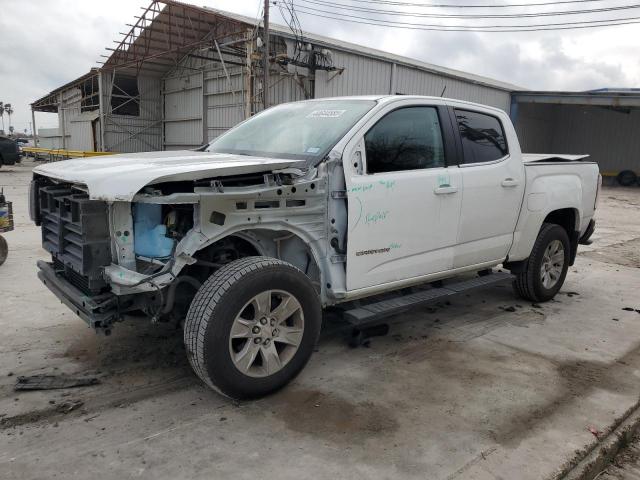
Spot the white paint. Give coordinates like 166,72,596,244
33,150,299,201
522,153,590,163
32,95,600,303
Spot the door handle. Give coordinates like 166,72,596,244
434,185,458,195
501,178,520,188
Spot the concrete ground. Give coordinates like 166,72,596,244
599,434,640,480
1,159,640,480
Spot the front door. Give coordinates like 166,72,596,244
345,105,462,291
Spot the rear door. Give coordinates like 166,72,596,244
451,106,525,268
345,101,462,291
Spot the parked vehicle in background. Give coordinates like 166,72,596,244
0,136,20,166
29,96,601,399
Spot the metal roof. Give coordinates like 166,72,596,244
32,0,521,110
31,69,99,112
203,6,522,92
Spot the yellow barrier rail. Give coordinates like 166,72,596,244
22,147,116,159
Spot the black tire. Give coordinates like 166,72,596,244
184,256,322,399
617,170,637,187
0,235,7,266
513,223,570,302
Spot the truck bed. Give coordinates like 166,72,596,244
522,153,592,163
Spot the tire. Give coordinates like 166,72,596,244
513,223,570,302
0,235,7,266
617,170,637,187
184,256,322,399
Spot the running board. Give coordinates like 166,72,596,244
343,272,514,327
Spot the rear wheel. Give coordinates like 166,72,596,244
513,223,570,302
184,257,321,399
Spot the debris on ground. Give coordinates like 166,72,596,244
622,307,636,312
500,306,517,312
15,374,100,391
587,425,603,439
349,324,390,348
55,400,84,414
564,292,580,297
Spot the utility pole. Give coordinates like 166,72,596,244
263,0,270,111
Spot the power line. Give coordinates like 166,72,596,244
290,5,640,29
322,0,613,9
294,0,640,19
288,4,640,31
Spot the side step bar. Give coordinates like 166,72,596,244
343,271,514,327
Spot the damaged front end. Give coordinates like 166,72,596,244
30,165,331,334
30,175,199,332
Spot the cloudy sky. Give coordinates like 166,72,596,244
1,0,639,133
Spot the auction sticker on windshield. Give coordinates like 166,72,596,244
307,110,346,118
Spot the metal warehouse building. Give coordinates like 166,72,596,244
30,0,640,181
30,0,516,153
512,89,640,181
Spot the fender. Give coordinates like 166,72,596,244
507,172,583,262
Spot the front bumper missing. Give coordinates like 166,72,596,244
37,260,120,331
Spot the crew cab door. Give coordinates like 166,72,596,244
344,102,462,291
449,107,525,268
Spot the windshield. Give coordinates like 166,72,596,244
205,99,377,162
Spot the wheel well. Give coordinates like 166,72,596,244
543,208,580,265
166,231,321,321
191,231,320,286
543,208,578,236
194,235,261,273
505,208,580,272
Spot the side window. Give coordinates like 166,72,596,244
365,107,445,174
455,109,508,164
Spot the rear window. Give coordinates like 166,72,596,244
455,109,508,164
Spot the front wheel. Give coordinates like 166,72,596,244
513,223,570,302
184,257,321,399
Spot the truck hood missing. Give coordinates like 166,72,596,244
33,150,301,201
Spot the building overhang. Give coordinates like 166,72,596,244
511,90,640,108
31,70,99,113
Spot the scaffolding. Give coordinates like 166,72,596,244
30,0,338,153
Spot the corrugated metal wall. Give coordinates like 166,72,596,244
58,88,79,149
315,50,392,97
314,49,511,112
516,103,640,173
162,45,308,149
102,73,163,152
164,72,203,150
205,67,244,142
36,127,64,149
395,65,511,111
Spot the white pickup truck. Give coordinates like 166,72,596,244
30,96,600,399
